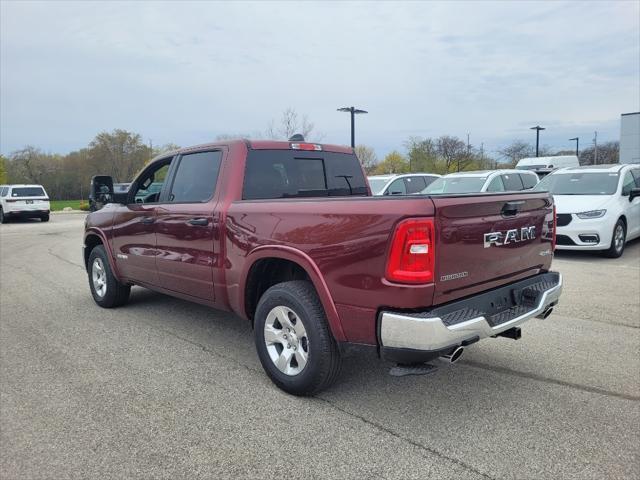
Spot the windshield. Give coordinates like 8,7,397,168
422,177,487,194
11,187,46,197
516,165,545,170
368,178,389,194
534,172,619,195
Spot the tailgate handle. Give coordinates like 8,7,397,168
502,201,524,216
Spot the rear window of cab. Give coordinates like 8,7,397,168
243,150,368,200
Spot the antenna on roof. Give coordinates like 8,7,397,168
288,134,305,142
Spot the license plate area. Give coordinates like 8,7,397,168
407,272,560,328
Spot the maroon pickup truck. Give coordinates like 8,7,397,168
84,139,562,395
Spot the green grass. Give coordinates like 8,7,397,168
50,200,83,211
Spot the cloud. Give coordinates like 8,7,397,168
1,0,638,157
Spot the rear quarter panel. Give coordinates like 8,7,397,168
225,197,437,343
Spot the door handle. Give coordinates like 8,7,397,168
141,216,155,225
187,218,209,226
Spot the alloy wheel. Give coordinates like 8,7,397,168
92,257,107,298
264,306,309,376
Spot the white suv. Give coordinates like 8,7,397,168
421,169,539,194
368,173,441,195
0,184,51,223
534,164,640,257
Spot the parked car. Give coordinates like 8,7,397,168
534,164,640,257
83,139,561,395
368,173,440,195
422,169,539,194
516,155,579,177
0,184,50,223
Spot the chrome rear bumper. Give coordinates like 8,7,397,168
379,272,563,361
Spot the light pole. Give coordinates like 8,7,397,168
569,137,579,157
337,106,368,148
530,125,545,157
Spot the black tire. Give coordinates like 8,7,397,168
254,280,342,396
41,214,50,222
604,219,626,258
0,208,4,224
87,245,131,308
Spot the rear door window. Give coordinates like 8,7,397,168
520,173,538,189
486,176,505,192
168,151,222,203
404,176,427,194
387,178,407,195
243,150,368,200
502,173,524,191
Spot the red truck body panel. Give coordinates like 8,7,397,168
84,140,554,348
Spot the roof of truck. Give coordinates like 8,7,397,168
153,139,354,161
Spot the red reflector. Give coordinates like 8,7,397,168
290,143,322,151
385,218,435,284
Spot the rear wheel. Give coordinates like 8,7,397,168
0,208,4,224
604,219,626,258
88,245,131,307
254,280,341,396
41,214,49,222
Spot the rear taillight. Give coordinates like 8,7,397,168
385,218,435,284
552,204,557,251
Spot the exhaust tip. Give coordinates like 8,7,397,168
442,346,464,364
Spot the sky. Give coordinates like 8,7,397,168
1,0,639,160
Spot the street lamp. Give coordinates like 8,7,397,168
530,125,545,157
569,137,579,157
337,106,368,148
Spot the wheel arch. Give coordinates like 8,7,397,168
83,229,122,280
240,246,346,342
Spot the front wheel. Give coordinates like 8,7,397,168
0,208,5,224
41,214,49,222
604,219,626,258
88,245,131,307
254,280,342,396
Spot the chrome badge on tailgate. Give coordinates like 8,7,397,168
484,226,536,248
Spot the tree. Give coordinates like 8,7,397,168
266,108,319,140
88,129,151,182
436,135,469,172
354,145,377,174
579,141,619,165
373,151,409,174
0,155,8,184
497,140,534,167
405,137,439,173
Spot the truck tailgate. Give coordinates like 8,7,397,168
431,192,554,305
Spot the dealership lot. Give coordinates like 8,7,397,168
1,214,638,479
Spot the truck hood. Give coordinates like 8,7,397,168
553,195,611,214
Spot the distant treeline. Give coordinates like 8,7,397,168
0,130,178,200
0,124,620,200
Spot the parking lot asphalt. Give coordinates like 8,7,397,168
1,213,639,479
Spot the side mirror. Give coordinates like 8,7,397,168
90,175,115,209
629,188,640,202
